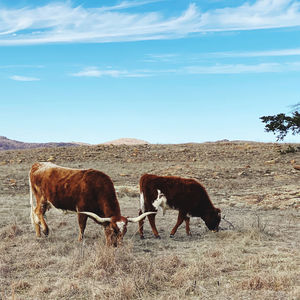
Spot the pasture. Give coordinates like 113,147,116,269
0,142,299,299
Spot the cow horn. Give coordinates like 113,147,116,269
127,211,156,223
78,211,112,223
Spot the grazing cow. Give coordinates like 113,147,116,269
29,162,154,246
138,174,221,239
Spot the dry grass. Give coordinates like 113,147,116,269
0,143,299,299
0,194,299,300
116,186,139,199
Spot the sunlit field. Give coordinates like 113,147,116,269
1,142,299,299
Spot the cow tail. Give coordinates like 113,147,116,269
29,173,37,227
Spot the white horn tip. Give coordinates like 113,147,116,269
127,211,157,223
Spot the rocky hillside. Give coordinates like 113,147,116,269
0,136,79,151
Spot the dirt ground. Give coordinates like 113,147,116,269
0,142,299,299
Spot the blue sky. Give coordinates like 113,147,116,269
0,0,300,144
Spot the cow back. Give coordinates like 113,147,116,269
30,163,121,217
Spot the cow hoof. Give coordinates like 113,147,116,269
155,235,161,239
43,229,49,236
169,234,174,238
140,236,145,240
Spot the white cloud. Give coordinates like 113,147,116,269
71,67,150,78
10,75,40,81
0,64,44,69
98,0,166,12
184,62,300,74
199,0,300,31
0,2,198,45
72,67,102,77
0,1,299,45
145,53,179,62
145,48,300,65
71,62,300,78
211,48,300,58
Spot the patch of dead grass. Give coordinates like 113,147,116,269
0,223,23,239
116,186,139,198
240,273,291,291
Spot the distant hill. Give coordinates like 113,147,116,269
0,136,80,151
102,138,149,145
0,136,150,150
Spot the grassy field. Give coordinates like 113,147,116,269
0,142,299,299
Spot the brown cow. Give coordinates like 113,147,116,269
138,174,221,239
29,162,154,246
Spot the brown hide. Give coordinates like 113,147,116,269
29,162,124,245
30,162,120,216
138,174,221,239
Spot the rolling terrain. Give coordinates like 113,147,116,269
0,142,299,299
0,136,148,151
0,136,80,151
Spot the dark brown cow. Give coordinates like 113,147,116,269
29,162,154,246
138,174,221,239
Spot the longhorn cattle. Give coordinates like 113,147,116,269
138,174,221,239
29,162,154,246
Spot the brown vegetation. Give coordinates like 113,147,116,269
0,142,299,299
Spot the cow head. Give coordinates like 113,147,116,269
203,207,221,232
104,216,128,247
79,211,156,246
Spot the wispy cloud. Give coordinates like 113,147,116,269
98,0,166,12
0,1,300,45
209,48,300,58
71,61,300,78
199,0,300,32
0,64,44,69
145,48,300,65
184,62,300,74
71,67,150,78
10,75,40,81
71,67,103,77
0,2,198,45
145,53,179,62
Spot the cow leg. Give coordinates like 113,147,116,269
147,213,160,239
31,205,41,237
184,216,191,236
138,209,145,239
77,213,88,241
32,211,41,237
170,211,186,237
34,223,41,237
31,190,43,237
34,199,49,236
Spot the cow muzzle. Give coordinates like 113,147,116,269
212,227,219,233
